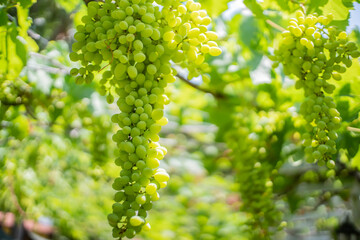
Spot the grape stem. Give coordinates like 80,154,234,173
347,126,360,133
176,74,226,99
7,14,49,46
98,34,118,72
265,19,286,32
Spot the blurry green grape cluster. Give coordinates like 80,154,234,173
69,0,221,238
225,110,287,239
0,79,31,106
273,10,360,167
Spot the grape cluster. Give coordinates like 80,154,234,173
160,0,222,79
225,110,287,239
0,79,31,106
69,0,221,238
273,10,360,166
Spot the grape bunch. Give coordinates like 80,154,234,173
160,0,222,79
273,10,360,166
225,110,287,239
69,0,221,238
0,78,31,106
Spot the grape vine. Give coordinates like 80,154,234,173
273,10,360,167
69,0,221,238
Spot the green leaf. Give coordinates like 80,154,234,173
286,191,302,213
354,27,360,45
275,0,291,11
308,0,329,13
338,131,360,158
247,51,263,70
0,23,27,79
320,0,352,21
199,0,231,17
239,16,260,48
0,6,7,26
16,4,31,36
16,3,38,52
9,114,30,140
331,19,349,31
337,100,350,121
351,147,360,170
18,0,36,8
56,0,82,12
338,83,351,96
207,97,237,141
244,0,265,18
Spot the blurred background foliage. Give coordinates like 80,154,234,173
1,0,360,239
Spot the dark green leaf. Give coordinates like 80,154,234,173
338,83,351,96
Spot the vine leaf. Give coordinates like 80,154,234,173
0,6,7,25
0,23,27,79
320,0,353,21
243,0,265,18
199,0,231,17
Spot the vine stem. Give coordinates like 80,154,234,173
98,34,118,72
265,19,286,32
7,14,49,46
176,74,226,99
347,126,360,133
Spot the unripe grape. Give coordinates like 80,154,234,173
332,72,342,81
305,27,315,36
136,195,146,205
130,216,144,226
136,145,147,158
127,66,138,79
134,52,146,62
154,171,170,182
143,223,151,231
147,64,157,75
108,213,119,224
142,13,155,23
145,183,157,195
209,47,222,56
163,31,175,41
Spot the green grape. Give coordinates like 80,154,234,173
130,216,144,227
154,171,170,182
163,31,175,42
127,66,138,79
134,52,146,62
151,109,164,120
273,10,359,166
145,183,157,195
136,195,146,204
133,39,143,50
136,145,147,158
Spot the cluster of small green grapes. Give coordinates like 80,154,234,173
160,0,221,79
225,110,286,239
273,10,360,166
69,0,221,238
0,79,31,106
